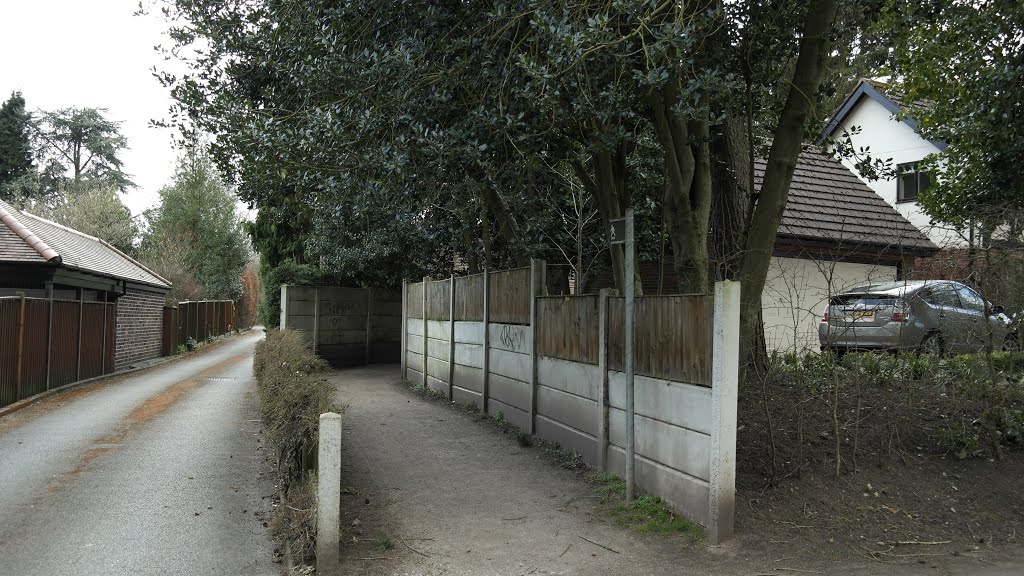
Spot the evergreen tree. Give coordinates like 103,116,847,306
0,91,35,202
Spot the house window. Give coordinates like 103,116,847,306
897,162,931,203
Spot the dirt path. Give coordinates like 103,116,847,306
329,365,1023,576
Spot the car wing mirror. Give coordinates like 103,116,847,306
991,304,1005,315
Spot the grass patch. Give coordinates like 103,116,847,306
374,536,395,551
515,431,533,447
610,494,703,538
591,472,626,500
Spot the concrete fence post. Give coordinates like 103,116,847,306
422,277,429,390
401,280,408,380
596,288,611,472
481,268,490,412
528,259,546,434
448,275,456,400
279,287,288,330
317,412,343,571
708,280,740,545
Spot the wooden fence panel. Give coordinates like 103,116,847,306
488,267,531,325
407,282,424,319
16,300,48,398
0,299,20,407
536,295,599,364
80,303,107,379
608,295,711,386
453,273,484,321
49,301,79,389
426,279,451,321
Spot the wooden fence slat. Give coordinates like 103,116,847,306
453,273,484,321
488,267,531,325
426,278,451,321
608,295,711,386
406,282,424,319
535,295,600,364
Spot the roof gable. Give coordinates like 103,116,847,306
0,199,170,289
756,148,937,256
821,79,946,151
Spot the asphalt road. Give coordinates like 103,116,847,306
0,331,280,576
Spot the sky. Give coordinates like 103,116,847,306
0,0,183,216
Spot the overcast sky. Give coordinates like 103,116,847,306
0,0,182,216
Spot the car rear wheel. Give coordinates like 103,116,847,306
1003,335,1021,352
920,333,944,356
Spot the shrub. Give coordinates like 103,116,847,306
740,350,1024,480
253,329,337,564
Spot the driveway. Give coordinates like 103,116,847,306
0,331,279,576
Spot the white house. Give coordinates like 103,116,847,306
821,79,964,249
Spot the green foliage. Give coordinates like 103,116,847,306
141,147,250,300
591,472,626,500
0,91,35,202
609,495,702,537
46,184,139,255
374,537,395,552
885,0,1024,235
258,259,328,328
759,351,1024,468
33,107,134,194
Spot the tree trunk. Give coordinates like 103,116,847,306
592,145,642,295
710,115,751,282
737,0,839,373
648,84,712,295
480,185,529,267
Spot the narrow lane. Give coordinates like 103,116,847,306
0,331,279,576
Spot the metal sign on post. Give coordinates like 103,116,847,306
609,209,635,502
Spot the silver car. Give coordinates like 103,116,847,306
818,280,1018,355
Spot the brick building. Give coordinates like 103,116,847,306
0,200,171,371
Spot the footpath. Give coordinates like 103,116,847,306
329,365,1023,576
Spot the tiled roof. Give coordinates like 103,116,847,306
864,79,934,112
0,199,170,289
756,148,938,255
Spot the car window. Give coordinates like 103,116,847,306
829,294,897,308
957,287,985,312
921,286,961,308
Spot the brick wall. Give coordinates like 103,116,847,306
115,287,167,370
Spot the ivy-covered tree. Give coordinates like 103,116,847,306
152,0,871,369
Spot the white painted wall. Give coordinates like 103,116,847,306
832,96,962,248
761,256,897,353
831,94,958,247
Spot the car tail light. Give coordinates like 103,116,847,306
892,310,908,323
821,311,830,323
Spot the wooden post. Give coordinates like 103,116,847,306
482,268,490,412
99,293,107,368
448,275,456,400
528,259,546,434
422,277,429,390
15,292,26,400
597,288,611,472
366,287,374,365
76,288,84,381
45,282,53,389
401,280,408,379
